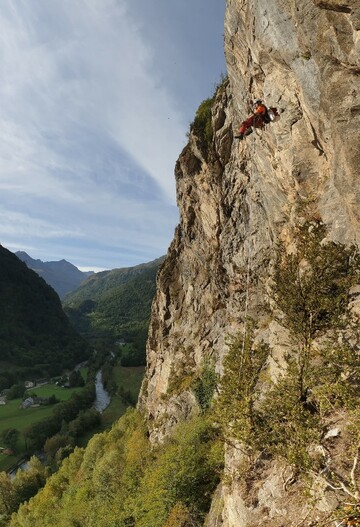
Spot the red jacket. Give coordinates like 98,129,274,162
254,104,267,116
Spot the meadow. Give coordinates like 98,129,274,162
0,366,143,472
112,365,144,396
27,384,85,401
0,384,84,472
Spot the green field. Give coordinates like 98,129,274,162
0,384,85,472
27,384,85,401
112,365,144,396
0,367,144,472
0,399,54,472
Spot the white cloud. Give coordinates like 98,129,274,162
0,209,82,239
0,0,224,268
0,0,185,201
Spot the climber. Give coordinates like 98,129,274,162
235,99,280,140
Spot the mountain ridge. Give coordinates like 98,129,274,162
15,251,94,299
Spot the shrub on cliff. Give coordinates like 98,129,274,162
190,97,214,153
216,221,360,475
214,321,269,450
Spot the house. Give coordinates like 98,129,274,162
24,381,35,389
21,397,34,409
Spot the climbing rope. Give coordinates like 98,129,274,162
240,107,257,355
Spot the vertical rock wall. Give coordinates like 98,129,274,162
139,0,359,524
140,0,359,442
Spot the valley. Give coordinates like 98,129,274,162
0,247,152,481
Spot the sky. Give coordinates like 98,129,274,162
0,0,225,271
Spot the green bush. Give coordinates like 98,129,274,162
193,359,218,412
190,97,214,152
214,321,269,449
216,221,360,474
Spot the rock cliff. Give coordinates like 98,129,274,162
139,0,359,525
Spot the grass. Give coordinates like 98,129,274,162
0,367,145,471
0,452,19,472
0,399,55,434
112,365,144,398
26,384,84,401
0,399,54,472
0,385,85,472
79,367,89,382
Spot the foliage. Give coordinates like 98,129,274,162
134,417,223,527
332,502,360,527
24,383,96,450
6,384,25,401
9,411,223,527
308,340,360,415
258,358,321,471
193,359,218,413
0,245,90,373
163,502,197,527
214,321,269,448
189,75,228,158
44,434,75,467
216,222,360,474
273,221,359,352
64,259,163,365
258,222,359,469
190,97,214,153
68,370,85,388
1,429,19,452
0,456,47,526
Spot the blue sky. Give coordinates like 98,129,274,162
0,0,225,271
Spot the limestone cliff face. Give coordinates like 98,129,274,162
139,0,359,524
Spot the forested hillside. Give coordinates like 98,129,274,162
63,257,164,365
0,245,90,384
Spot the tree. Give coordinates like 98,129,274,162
1,428,19,452
44,434,74,466
0,472,16,520
12,456,46,506
164,502,198,527
214,320,269,448
260,220,360,471
68,370,85,388
272,221,359,401
193,359,218,413
24,417,58,450
6,383,25,400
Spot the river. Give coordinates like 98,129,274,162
93,370,111,413
9,371,110,476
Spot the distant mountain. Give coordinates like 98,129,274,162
0,245,90,380
63,257,165,365
16,251,94,299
